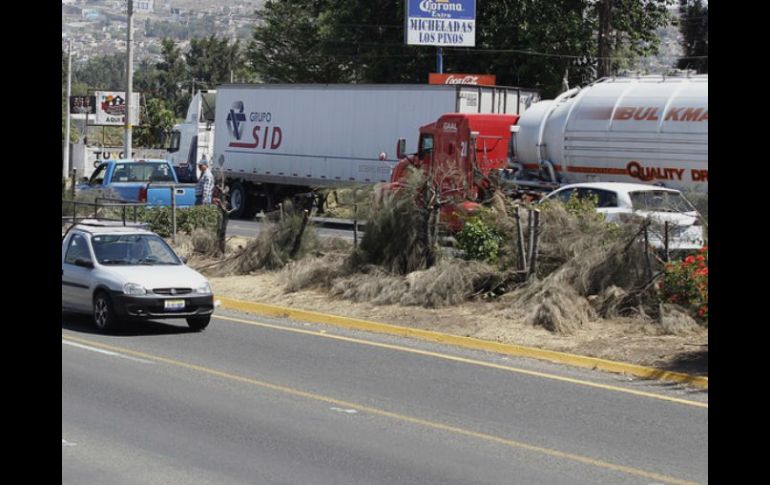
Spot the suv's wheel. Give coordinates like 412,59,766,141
186,316,210,332
93,291,117,331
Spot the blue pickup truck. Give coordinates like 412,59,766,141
78,159,197,207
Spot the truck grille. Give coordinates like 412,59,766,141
153,288,192,295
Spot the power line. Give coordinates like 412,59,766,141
261,40,707,61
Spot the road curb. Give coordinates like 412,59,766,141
217,296,708,390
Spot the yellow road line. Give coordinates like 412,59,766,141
214,314,707,409
218,296,709,390
62,334,702,485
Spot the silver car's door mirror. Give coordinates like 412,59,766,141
74,258,94,269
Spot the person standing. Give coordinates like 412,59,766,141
195,158,214,205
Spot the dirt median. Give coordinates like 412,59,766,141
209,271,708,377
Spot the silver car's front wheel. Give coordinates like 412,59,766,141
93,292,116,331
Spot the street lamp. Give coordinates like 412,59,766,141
63,40,72,181
124,0,134,160
177,78,208,96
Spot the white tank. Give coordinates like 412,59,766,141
514,75,708,192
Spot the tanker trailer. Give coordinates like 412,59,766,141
512,75,708,193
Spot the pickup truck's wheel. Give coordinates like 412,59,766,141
93,291,117,332
186,316,210,332
229,182,250,219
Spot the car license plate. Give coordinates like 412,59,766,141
164,299,185,311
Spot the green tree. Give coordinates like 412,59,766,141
248,1,673,97
73,53,126,90
135,98,176,148
249,1,594,94
187,35,246,86
593,0,672,78
676,0,707,73
462,0,597,96
156,38,190,117
315,0,435,83
248,0,354,83
134,59,162,97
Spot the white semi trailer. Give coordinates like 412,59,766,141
170,83,539,218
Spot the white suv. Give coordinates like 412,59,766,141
62,220,214,331
541,182,706,250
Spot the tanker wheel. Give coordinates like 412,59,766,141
229,182,251,219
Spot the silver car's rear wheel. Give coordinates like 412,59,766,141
93,292,116,331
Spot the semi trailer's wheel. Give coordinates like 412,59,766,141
228,182,250,219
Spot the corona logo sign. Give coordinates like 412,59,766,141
419,0,464,13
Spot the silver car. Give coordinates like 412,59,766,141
62,220,214,331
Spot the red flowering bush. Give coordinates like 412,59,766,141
659,246,708,321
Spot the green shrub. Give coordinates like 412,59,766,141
455,216,503,264
136,205,220,238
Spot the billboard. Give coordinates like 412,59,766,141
69,96,96,115
429,73,496,86
93,91,140,126
405,0,476,47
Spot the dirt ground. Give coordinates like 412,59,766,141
202,262,708,377
174,232,707,377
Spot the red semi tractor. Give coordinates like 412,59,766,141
387,113,524,225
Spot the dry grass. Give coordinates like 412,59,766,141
197,183,687,336
658,303,700,335
353,171,438,275
62,187,123,220
327,259,500,308
502,269,596,334
191,228,220,256
206,200,319,276
321,186,376,220
170,233,194,260
488,199,665,334
281,253,348,293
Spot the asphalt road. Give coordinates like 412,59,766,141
226,218,357,240
62,308,708,485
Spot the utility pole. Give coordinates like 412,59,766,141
63,40,72,180
124,0,134,159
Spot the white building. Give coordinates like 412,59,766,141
135,0,154,13
114,0,154,13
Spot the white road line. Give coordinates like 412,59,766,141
62,340,154,364
330,407,358,414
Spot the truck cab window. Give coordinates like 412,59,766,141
89,165,106,185
168,130,181,153
419,135,434,156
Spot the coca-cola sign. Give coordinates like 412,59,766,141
429,73,496,86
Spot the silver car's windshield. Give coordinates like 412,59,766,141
91,234,181,266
